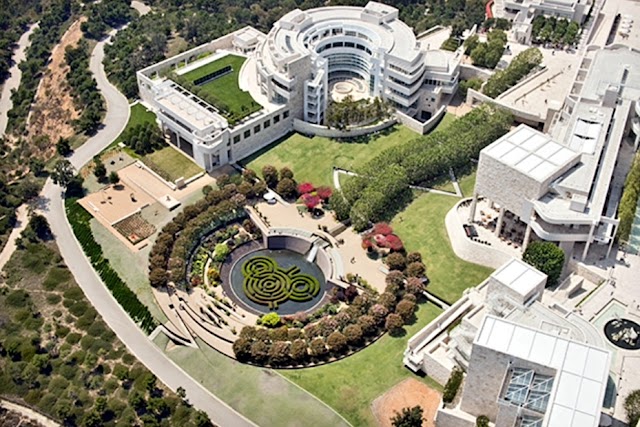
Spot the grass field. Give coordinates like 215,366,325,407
156,335,350,427
391,172,493,303
109,103,157,149
282,303,443,426
144,146,203,182
244,116,453,188
180,54,260,121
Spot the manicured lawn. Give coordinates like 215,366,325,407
180,54,260,121
392,172,493,303
109,103,157,149
282,303,443,427
157,335,350,427
143,146,203,181
244,124,428,188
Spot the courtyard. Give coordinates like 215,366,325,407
244,117,454,188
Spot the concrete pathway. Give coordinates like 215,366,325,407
0,23,39,136
34,29,256,427
0,205,29,272
1,399,60,427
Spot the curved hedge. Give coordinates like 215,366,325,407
66,199,158,333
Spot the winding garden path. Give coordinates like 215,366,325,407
37,26,256,427
0,23,39,136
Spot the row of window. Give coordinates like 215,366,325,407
305,27,373,46
231,111,290,144
316,41,373,56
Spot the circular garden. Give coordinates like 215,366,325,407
148,166,430,368
230,249,326,315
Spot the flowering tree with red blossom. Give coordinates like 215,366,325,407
373,222,393,236
316,186,333,200
302,194,321,210
361,238,373,250
298,182,315,194
383,234,404,251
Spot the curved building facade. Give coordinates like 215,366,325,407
137,2,461,172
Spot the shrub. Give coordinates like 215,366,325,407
383,234,404,251
385,313,404,334
298,182,315,194
261,165,278,187
385,253,406,271
279,167,294,180
391,405,424,427
443,367,464,403
268,341,291,366
316,186,332,200
260,312,281,328
405,277,424,295
476,415,490,427
407,252,422,264
276,178,297,199
357,315,378,337
625,389,640,427
309,337,328,357
396,299,416,322
327,331,348,353
406,262,426,278
290,339,308,363
483,48,543,98
343,324,363,345
373,222,393,236
522,241,565,287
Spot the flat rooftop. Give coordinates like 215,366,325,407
491,258,547,297
476,315,611,427
482,124,579,182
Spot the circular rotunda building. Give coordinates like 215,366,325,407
255,1,460,124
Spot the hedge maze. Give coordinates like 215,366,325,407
242,256,320,309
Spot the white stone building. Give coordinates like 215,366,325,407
469,45,640,260
403,258,611,427
136,2,462,171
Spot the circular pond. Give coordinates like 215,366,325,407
229,249,327,315
604,318,640,350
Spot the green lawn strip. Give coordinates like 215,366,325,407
161,338,350,427
108,103,157,149
90,218,168,324
391,172,492,303
179,54,259,121
244,125,421,188
143,146,203,182
281,303,443,427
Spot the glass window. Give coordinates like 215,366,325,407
264,119,271,128
244,130,251,138
254,125,261,133
233,135,241,144
274,115,280,123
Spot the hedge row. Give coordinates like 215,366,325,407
482,48,543,98
65,199,158,333
338,104,513,228
443,367,464,403
618,152,640,243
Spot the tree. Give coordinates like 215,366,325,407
625,389,640,426
385,313,404,334
28,214,51,241
149,268,168,288
108,171,120,185
391,405,424,427
279,167,294,180
343,324,363,345
143,372,157,393
17,178,40,201
309,337,328,358
405,277,424,295
476,415,490,427
327,331,348,353
330,192,351,221
51,160,75,188
290,339,308,363
386,252,407,271
194,410,213,427
522,241,565,287
56,137,72,156
261,165,278,187
396,299,416,322
93,159,107,181
260,312,281,327
357,315,378,337
406,262,426,278
276,177,297,199
463,34,479,55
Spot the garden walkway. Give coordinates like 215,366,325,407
0,205,29,273
0,23,39,136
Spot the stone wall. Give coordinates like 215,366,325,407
434,408,477,427
292,117,397,138
266,234,312,254
395,106,446,135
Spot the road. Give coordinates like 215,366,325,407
39,30,256,427
0,23,39,136
0,205,29,272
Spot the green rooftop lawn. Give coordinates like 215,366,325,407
244,118,453,188
391,171,493,303
143,146,203,182
179,54,260,123
282,303,443,426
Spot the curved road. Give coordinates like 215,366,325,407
40,29,255,427
0,23,39,136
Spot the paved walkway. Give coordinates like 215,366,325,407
0,399,60,427
0,205,29,272
0,23,38,136
35,29,256,427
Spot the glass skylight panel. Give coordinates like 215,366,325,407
520,415,544,427
504,369,554,414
